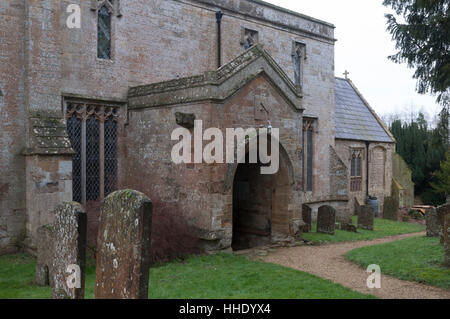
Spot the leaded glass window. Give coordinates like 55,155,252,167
306,129,313,191
98,6,112,59
67,115,82,203
86,117,100,200
350,149,364,192
66,101,120,205
350,150,363,177
351,155,356,177
104,119,117,196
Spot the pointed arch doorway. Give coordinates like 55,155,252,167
231,140,293,251
232,160,273,250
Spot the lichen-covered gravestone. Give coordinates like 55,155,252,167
340,223,357,233
437,204,450,244
95,190,153,299
317,205,336,235
52,202,87,299
426,207,443,237
354,198,361,216
358,205,374,231
302,205,312,233
382,197,399,221
444,213,450,268
36,225,56,286
291,218,306,239
36,202,87,299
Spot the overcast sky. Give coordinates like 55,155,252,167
265,0,443,120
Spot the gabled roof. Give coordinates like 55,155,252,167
335,77,394,143
22,116,75,156
128,45,303,111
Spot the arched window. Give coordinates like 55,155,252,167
66,100,121,205
350,148,364,192
356,154,362,177
351,154,356,177
98,5,112,59
303,119,316,192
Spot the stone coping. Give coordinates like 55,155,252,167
128,45,303,112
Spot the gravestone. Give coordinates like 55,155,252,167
437,204,450,244
425,207,443,237
444,213,450,268
291,218,306,239
382,197,399,221
340,223,357,233
354,198,361,216
358,205,374,231
317,205,336,235
95,190,153,299
336,208,352,224
302,205,312,233
36,203,87,298
52,202,87,299
36,225,55,286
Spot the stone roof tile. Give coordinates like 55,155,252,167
335,78,394,143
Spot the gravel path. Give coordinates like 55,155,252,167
263,232,450,299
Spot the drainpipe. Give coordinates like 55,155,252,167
216,11,223,68
366,141,370,201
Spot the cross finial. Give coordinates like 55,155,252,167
343,70,350,79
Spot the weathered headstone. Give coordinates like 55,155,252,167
382,196,399,221
36,203,87,298
52,202,87,299
340,223,357,233
336,207,352,224
437,204,450,243
95,190,153,299
444,213,450,268
36,225,55,286
317,205,336,235
425,207,443,237
354,198,361,216
291,218,306,239
302,205,312,233
358,205,374,231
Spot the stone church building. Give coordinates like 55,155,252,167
0,0,413,254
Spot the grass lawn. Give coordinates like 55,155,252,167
345,236,450,290
302,216,425,244
0,253,374,299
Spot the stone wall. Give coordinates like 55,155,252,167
368,144,394,210
59,0,335,208
125,65,304,249
392,153,414,208
0,0,27,254
24,155,73,253
334,139,394,213
2,0,335,251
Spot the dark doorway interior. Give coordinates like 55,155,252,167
232,160,273,251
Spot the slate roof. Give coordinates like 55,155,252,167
335,78,394,143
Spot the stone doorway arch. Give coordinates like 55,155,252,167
230,136,295,251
